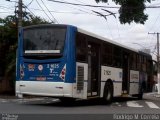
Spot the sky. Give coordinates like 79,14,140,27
0,0,160,60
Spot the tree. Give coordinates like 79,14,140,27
0,14,50,93
95,0,151,24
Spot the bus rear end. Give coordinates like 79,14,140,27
16,24,76,98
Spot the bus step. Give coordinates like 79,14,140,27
121,94,129,97
87,96,99,99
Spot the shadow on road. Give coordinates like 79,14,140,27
24,96,143,107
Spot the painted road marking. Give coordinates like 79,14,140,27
127,101,143,107
145,101,160,109
52,99,59,102
112,102,122,107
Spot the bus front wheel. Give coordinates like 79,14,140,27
103,82,113,104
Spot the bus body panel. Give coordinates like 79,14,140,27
72,62,88,99
101,66,123,97
129,70,139,95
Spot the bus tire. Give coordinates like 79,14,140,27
137,93,143,100
137,82,145,100
137,88,144,100
103,82,113,104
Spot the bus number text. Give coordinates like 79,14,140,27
104,70,111,75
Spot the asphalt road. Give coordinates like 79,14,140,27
1,93,160,120
0,93,160,114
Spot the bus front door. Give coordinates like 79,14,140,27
87,43,100,97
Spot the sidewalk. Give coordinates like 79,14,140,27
0,94,17,99
0,94,42,99
145,92,160,97
144,92,160,101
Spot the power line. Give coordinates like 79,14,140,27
40,0,59,23
149,11,160,32
35,0,54,23
74,0,85,4
48,0,160,9
0,11,14,13
73,0,96,13
0,5,15,10
102,17,114,40
48,0,119,8
26,0,34,7
27,0,96,16
24,4,36,17
70,1,97,15
30,7,94,14
29,6,101,15
71,6,96,15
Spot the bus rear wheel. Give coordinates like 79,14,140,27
103,82,113,104
137,88,144,100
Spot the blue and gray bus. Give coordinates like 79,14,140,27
16,24,153,102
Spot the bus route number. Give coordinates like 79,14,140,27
104,70,111,75
47,64,59,69
47,64,59,74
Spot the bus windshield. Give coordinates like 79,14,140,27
23,26,66,56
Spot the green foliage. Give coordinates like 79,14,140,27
22,14,49,26
95,0,151,24
0,13,50,91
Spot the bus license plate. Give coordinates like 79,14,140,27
36,77,46,81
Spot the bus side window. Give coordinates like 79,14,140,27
137,55,140,71
113,47,122,68
142,56,147,72
102,43,113,66
76,33,87,62
131,53,136,70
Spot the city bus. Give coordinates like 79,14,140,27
16,24,153,103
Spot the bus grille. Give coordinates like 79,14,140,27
77,66,84,90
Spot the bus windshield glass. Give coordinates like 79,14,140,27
23,26,66,55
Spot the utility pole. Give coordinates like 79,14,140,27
148,32,160,94
18,0,23,98
6,0,23,32
18,0,22,29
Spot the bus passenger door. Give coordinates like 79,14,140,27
87,43,100,97
122,53,130,94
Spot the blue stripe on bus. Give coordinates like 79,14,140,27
23,58,63,63
64,26,77,83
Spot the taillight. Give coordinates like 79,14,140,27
20,64,24,79
60,64,66,81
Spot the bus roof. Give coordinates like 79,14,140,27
23,24,67,29
77,27,139,53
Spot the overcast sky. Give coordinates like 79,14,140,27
1,0,160,60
